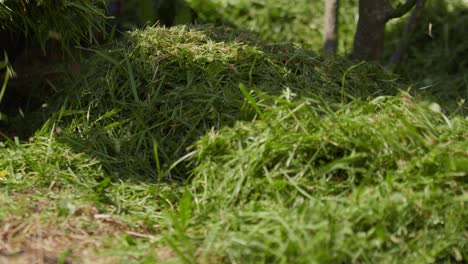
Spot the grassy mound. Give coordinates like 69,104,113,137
167,92,468,263
2,91,466,263
50,25,400,179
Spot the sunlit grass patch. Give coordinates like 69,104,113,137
164,92,468,263
0,136,181,262
0,136,104,190
191,91,467,203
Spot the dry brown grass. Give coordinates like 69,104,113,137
0,198,170,264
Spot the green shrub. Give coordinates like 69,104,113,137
0,0,106,49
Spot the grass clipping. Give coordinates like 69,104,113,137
175,92,468,263
53,25,399,178
2,25,467,262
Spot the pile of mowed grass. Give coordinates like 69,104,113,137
1,23,466,263
162,92,468,263
50,25,401,179
2,92,466,263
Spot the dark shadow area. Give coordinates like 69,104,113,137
0,39,106,140
0,29,58,138
0,0,129,139
385,0,468,114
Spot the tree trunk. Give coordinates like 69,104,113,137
388,0,426,66
323,0,339,55
352,0,392,61
154,0,177,27
353,0,418,61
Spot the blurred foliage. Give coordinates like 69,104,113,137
386,0,468,112
0,0,107,49
110,0,195,30
188,0,358,52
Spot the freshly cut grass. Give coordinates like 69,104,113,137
0,23,466,263
0,136,180,221
0,136,104,190
51,25,401,179
0,136,181,262
191,92,467,204
2,91,466,263
164,92,468,263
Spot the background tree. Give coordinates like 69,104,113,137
323,0,339,56
353,0,419,61
154,0,178,26
155,0,195,27
108,0,195,29
389,0,426,66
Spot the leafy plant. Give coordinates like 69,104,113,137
0,0,107,49
0,54,14,121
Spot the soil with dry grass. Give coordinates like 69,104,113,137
0,192,179,263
